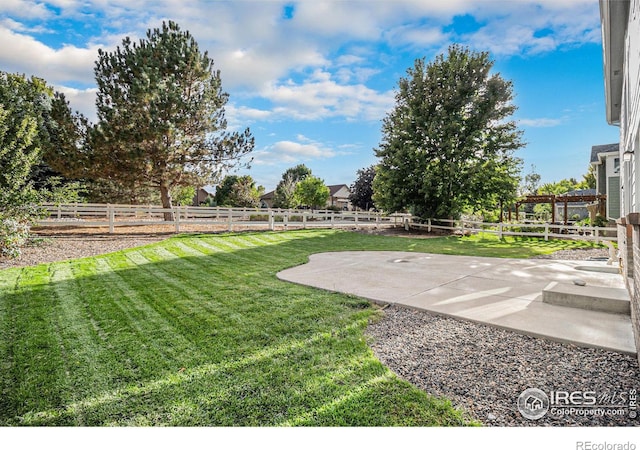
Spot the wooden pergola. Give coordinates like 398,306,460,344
507,194,606,224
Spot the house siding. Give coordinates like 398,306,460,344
603,0,640,364
608,176,621,218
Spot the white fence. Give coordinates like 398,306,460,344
36,203,618,242
405,218,618,243
37,203,405,233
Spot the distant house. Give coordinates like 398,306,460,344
327,184,352,210
260,190,275,208
260,184,352,210
193,185,216,206
555,189,597,221
590,143,620,219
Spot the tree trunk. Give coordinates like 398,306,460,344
159,184,174,221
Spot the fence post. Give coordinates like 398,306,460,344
269,210,275,231
57,204,62,220
303,212,307,229
283,211,288,229
331,213,335,229
108,204,115,234
594,227,599,244
228,210,233,232
498,222,503,240
544,223,549,241
354,211,358,229
175,208,180,233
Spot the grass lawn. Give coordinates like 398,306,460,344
0,229,601,426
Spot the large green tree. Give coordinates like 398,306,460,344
0,72,55,215
373,45,524,219
214,175,263,207
294,176,330,210
90,21,254,218
272,164,312,209
0,72,85,257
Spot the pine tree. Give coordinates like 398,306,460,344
91,21,254,218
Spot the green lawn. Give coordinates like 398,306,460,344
0,229,600,426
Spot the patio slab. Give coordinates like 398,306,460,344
277,251,635,355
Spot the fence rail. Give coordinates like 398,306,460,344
36,203,618,242
405,217,618,243
37,203,406,233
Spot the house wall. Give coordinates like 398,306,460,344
615,0,640,360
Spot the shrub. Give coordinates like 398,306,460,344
0,217,30,259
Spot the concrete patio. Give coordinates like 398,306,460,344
277,251,636,355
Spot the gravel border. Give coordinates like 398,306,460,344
367,305,639,426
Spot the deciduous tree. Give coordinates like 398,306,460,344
373,45,523,219
272,164,312,209
349,165,376,210
294,176,329,210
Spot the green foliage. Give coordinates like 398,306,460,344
215,175,263,207
88,21,254,212
583,165,596,190
521,164,541,195
272,164,312,209
294,176,330,209
373,45,524,219
0,72,52,215
538,178,586,195
592,214,609,227
171,185,196,206
0,218,30,258
349,165,376,210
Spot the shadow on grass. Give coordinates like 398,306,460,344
1,230,483,426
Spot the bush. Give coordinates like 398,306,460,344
0,217,30,259
592,214,608,227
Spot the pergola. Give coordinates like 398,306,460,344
507,194,607,224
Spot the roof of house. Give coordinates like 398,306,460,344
558,188,597,197
200,185,216,195
327,184,349,197
590,143,619,163
260,190,275,200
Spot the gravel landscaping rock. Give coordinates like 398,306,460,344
367,305,639,426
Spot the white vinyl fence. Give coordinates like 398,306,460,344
36,203,618,243
37,203,405,233
404,217,618,243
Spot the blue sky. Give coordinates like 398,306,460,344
0,0,620,192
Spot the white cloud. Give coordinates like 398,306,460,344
0,26,99,84
261,70,395,121
253,135,338,166
55,85,98,122
0,0,50,19
519,117,563,128
0,0,605,127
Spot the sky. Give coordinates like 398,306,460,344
0,0,621,192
